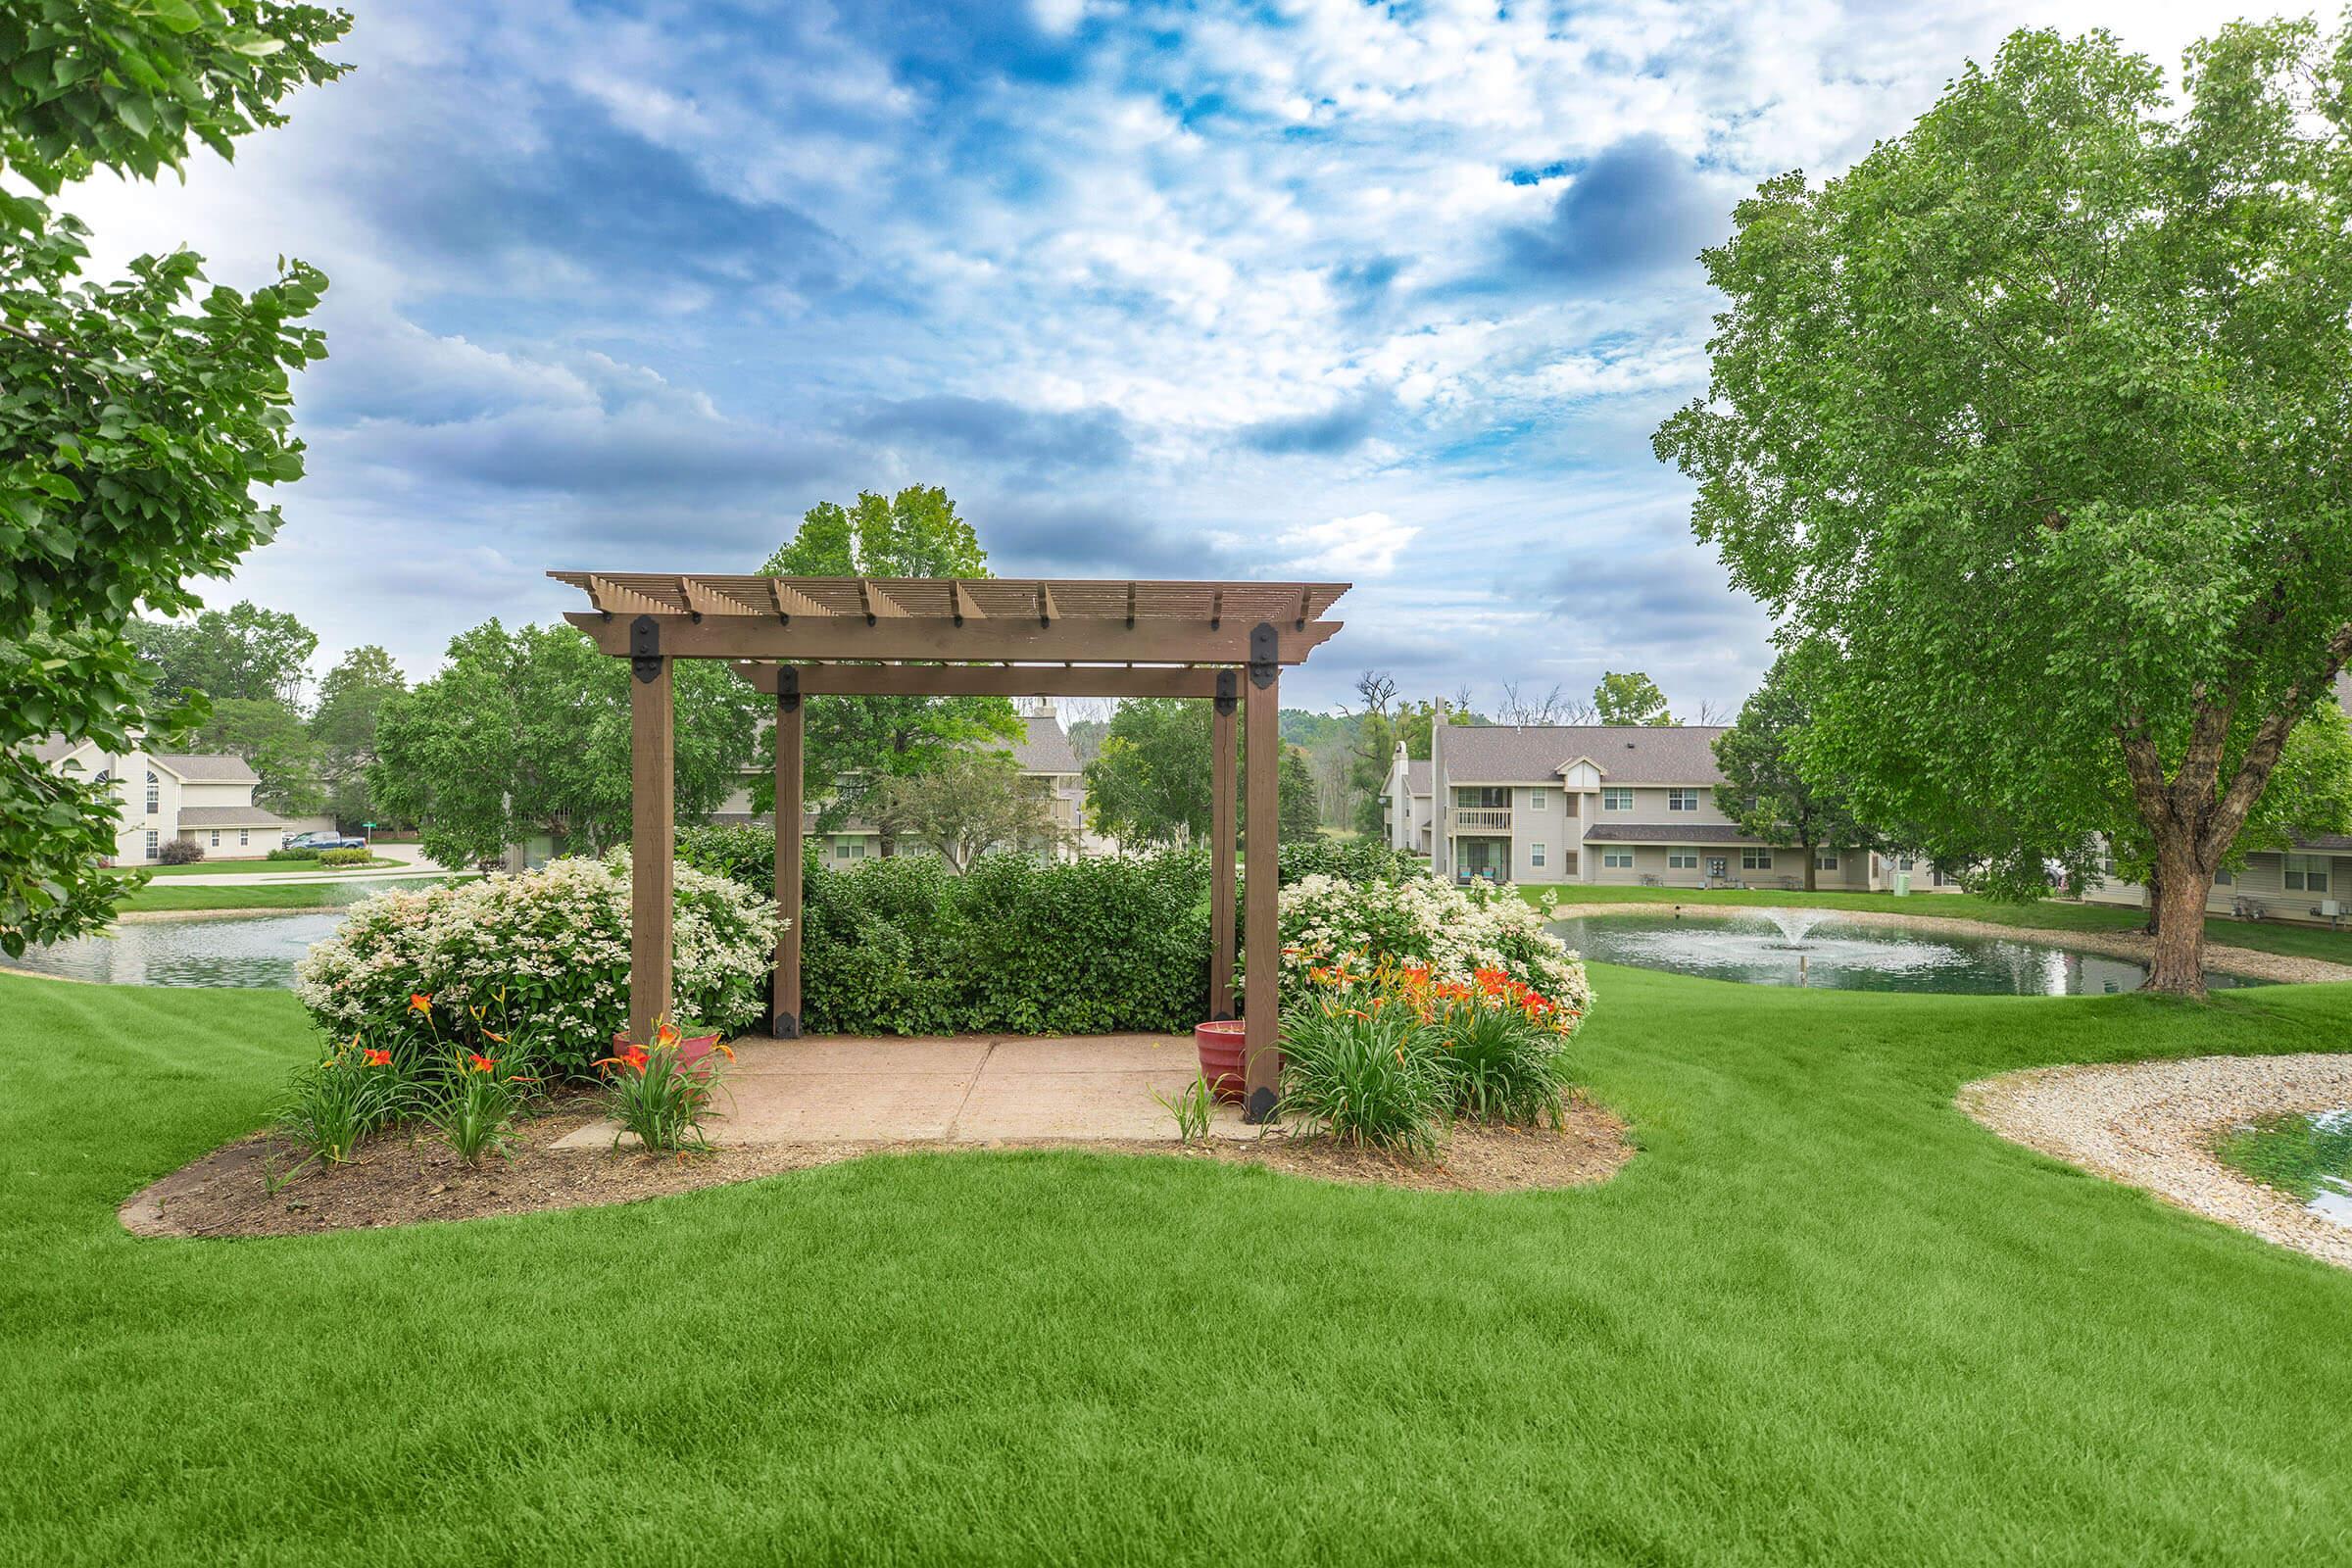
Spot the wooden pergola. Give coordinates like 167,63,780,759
551,572,1350,1122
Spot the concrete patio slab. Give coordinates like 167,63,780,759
552,1033,1261,1149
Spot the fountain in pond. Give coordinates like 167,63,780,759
1759,907,1831,948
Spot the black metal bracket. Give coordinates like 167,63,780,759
778,666,801,713
630,614,662,684
1213,668,1237,715
769,1009,800,1040
1249,621,1278,690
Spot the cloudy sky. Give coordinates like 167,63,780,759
80,0,2253,711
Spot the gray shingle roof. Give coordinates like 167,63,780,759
176,805,288,827
151,753,260,783
1001,712,1080,775
1442,724,1730,785
1404,759,1431,797
1582,822,1757,844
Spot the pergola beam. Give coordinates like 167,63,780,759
729,662,1229,699
566,612,1342,665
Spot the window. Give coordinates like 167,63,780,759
1527,790,1546,810
1602,849,1634,869
1530,842,1546,868
1816,852,1838,871
239,829,248,847
2285,855,2331,893
1742,848,1774,870
209,830,220,848
144,770,159,814
1897,856,1916,871
1455,786,1507,808
144,830,159,860
1601,787,1634,811
1668,852,1698,870
1667,787,1700,811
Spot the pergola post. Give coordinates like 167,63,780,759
1210,669,1238,1021
1242,624,1281,1122
627,617,674,1045
772,671,804,1038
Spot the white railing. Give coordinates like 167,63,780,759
1453,808,1512,831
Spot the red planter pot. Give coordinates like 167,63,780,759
1194,1018,1248,1104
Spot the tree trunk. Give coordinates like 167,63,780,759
1802,838,1818,892
2143,830,2214,998
2139,863,2160,937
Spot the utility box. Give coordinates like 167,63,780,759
1893,872,1911,897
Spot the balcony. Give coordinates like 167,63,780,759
1453,808,1512,831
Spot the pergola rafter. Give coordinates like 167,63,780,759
549,571,1351,1124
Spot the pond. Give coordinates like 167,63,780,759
1546,908,2271,996
0,911,345,989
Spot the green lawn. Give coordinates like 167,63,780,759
115,876,466,913
5,968,2350,1563
1519,881,2352,965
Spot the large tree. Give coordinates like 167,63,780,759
1277,745,1322,839
1085,698,1214,847
1713,644,1873,892
372,621,756,868
0,2,347,955
132,600,317,706
1593,671,1676,727
194,695,322,816
310,643,404,828
754,486,1021,853
871,751,1070,872
1656,20,2352,994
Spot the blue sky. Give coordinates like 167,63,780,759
80,0,2248,712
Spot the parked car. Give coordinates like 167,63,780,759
282,829,368,852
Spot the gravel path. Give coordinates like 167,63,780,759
1541,902,2352,985
1959,1054,2352,1270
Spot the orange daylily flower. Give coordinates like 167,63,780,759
362,1048,393,1067
654,1020,680,1048
408,992,433,1014
466,1052,495,1073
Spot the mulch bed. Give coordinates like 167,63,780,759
121,1091,1634,1240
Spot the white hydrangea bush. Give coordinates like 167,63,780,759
1277,873,1593,1028
294,856,779,1076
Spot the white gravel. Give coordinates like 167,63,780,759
1959,1054,2352,1270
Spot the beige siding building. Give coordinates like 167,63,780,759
1387,716,1953,892
34,737,299,862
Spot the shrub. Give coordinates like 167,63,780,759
156,838,205,864
1276,838,1425,886
1275,978,1449,1152
422,1047,536,1165
596,1024,732,1152
316,847,374,867
1426,971,1576,1125
677,822,777,887
275,1039,407,1164
269,846,321,861
1276,873,1593,1023
293,857,779,1079
788,849,1211,1036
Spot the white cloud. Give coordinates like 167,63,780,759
1278,512,1421,577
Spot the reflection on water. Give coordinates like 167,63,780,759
1546,910,2269,996
0,911,345,988
2312,1110,2352,1229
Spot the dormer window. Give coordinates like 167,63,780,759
145,770,159,814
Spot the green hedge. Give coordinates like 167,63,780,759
674,824,1430,1037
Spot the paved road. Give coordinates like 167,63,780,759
138,843,474,888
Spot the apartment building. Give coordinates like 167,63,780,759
1386,715,1950,892
33,737,308,861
